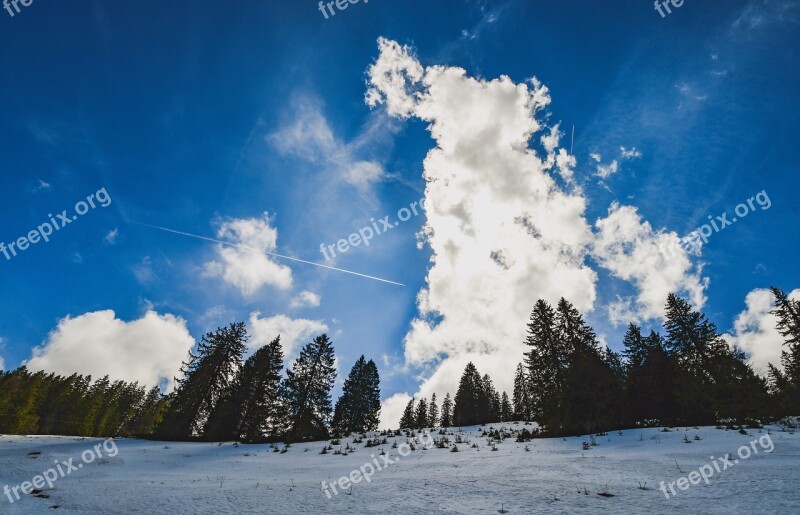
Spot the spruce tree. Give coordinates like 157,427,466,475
415,397,429,428
512,363,531,420
482,374,501,422
500,392,512,422
622,323,648,370
664,294,729,376
239,336,288,442
453,363,490,426
284,334,337,442
205,336,287,442
156,323,248,439
428,393,439,427
523,300,559,422
770,287,800,414
399,399,416,429
332,356,381,435
439,393,453,427
770,287,800,347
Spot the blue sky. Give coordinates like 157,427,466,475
1,0,798,426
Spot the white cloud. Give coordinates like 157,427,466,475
723,288,800,375
590,153,602,162
268,100,387,192
203,214,293,297
366,38,597,398
365,37,708,403
620,146,642,159
365,38,425,119
596,160,619,179
380,392,412,429
104,228,119,245
25,310,195,392
34,179,51,192
133,256,156,284
290,290,321,309
248,312,328,358
592,202,708,324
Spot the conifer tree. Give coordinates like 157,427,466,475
240,336,288,441
206,336,287,442
415,397,429,428
284,334,337,442
439,393,453,427
512,363,531,420
399,399,416,429
482,374,501,422
500,392,512,422
621,323,648,370
523,300,559,421
453,363,497,426
156,323,248,439
770,287,800,414
332,356,381,435
428,393,439,427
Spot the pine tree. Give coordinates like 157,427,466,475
156,323,248,439
523,300,559,422
512,363,531,420
482,374,500,422
770,287,800,347
560,345,620,434
242,336,288,441
622,323,648,370
205,336,287,442
664,294,729,376
361,359,382,431
439,393,452,427
129,386,163,436
453,363,496,426
770,287,800,414
500,392,512,422
663,294,733,424
399,399,416,429
428,393,439,427
332,356,381,436
284,334,337,442
415,397,429,428
624,331,678,426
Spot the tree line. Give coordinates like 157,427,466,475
0,326,382,443
395,288,798,435
2,287,797,439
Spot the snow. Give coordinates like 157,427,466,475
1,423,797,514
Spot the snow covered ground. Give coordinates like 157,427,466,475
1,423,797,514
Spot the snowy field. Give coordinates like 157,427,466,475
1,423,798,514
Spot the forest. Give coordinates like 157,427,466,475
1,287,797,441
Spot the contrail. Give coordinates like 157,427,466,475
125,219,405,287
